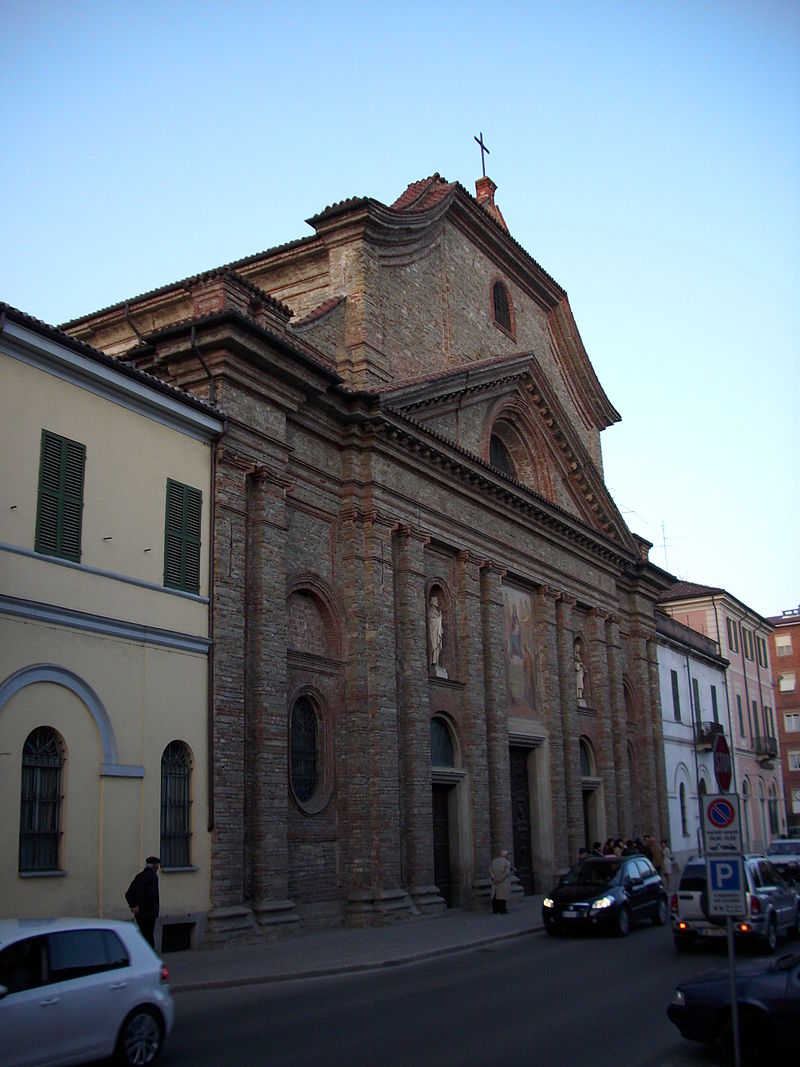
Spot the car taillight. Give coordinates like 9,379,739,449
670,894,678,913
160,964,170,983
750,897,761,916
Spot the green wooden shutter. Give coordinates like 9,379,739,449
35,430,85,561
670,670,681,721
164,480,202,593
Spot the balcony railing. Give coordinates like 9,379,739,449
754,735,779,760
694,721,724,749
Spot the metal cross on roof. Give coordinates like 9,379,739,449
474,132,490,177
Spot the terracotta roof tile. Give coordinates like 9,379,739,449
658,580,726,602
291,295,346,329
390,173,455,213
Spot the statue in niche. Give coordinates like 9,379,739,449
574,639,586,704
428,593,447,678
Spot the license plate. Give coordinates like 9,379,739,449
562,909,578,918
703,927,726,937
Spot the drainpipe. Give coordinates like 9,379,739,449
185,324,220,833
190,326,216,406
206,436,218,833
124,302,148,345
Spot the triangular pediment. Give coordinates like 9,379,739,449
379,353,636,549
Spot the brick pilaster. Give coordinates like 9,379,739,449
555,594,583,861
604,614,628,835
480,562,512,856
244,465,297,932
341,510,411,924
456,551,491,900
535,587,570,872
393,525,442,913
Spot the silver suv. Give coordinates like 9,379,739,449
671,855,800,953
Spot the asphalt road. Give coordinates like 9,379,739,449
162,924,734,1067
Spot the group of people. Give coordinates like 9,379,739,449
579,834,678,888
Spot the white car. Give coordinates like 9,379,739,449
0,917,174,1066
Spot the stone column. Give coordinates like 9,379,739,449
555,595,583,864
456,551,490,904
480,563,512,861
341,510,411,925
393,525,442,915
245,465,298,935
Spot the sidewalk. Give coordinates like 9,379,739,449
165,895,544,993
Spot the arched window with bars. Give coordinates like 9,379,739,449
19,726,64,872
290,696,320,806
492,280,513,335
161,740,192,868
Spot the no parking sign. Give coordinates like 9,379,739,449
703,794,742,855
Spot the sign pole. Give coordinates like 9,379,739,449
726,917,741,1067
703,785,743,1067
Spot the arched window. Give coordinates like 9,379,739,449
489,434,515,478
579,739,593,778
768,782,779,836
492,280,513,335
679,782,688,837
430,717,455,768
19,726,64,872
290,696,320,805
161,741,192,868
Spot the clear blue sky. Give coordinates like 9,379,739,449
2,1,798,619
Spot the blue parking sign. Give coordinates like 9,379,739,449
706,856,746,916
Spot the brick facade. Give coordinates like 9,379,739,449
64,173,672,941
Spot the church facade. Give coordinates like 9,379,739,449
65,172,671,942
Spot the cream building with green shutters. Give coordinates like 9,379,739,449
0,304,222,946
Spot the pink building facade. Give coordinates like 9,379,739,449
659,582,785,852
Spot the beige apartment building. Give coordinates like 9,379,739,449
0,305,222,946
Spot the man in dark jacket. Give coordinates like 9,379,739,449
125,856,160,948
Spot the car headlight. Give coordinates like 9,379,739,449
672,990,686,1007
543,896,554,909
590,895,614,911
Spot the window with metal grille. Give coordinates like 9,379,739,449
492,281,512,334
164,480,202,593
160,741,192,867
290,697,319,804
19,727,63,872
35,430,86,561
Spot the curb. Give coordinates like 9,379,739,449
170,920,543,994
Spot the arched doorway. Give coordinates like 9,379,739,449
430,716,462,906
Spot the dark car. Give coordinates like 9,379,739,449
542,855,668,937
667,949,800,1059
767,840,800,885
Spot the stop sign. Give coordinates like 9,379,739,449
712,732,732,792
